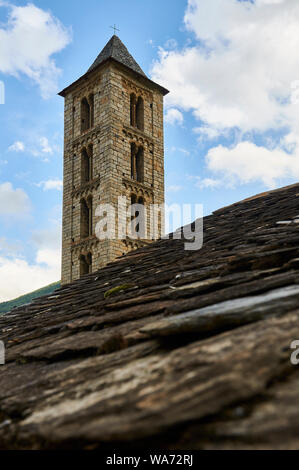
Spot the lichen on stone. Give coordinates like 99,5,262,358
104,284,136,299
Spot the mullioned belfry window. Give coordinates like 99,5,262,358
131,143,144,183
81,94,94,133
80,196,93,239
81,145,93,184
130,93,144,131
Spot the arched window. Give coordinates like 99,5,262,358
81,145,93,185
88,94,94,128
136,146,144,182
136,97,144,131
88,144,93,180
131,144,144,183
80,197,92,239
130,194,145,237
81,98,90,133
81,148,89,184
81,94,94,133
131,193,137,206
80,252,92,277
130,194,137,221
131,143,137,180
137,197,145,236
130,93,136,127
130,193,138,235
130,94,144,131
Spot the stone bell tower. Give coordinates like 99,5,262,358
59,35,169,285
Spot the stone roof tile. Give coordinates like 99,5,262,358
88,35,147,77
1,182,299,449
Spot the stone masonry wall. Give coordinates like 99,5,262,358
61,62,165,285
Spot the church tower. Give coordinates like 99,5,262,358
59,36,169,285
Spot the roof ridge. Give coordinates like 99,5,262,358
213,181,299,215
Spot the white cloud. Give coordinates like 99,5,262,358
193,126,224,141
206,141,299,188
178,148,190,156
8,141,25,152
165,108,184,126
169,146,190,156
7,137,55,161
39,137,53,154
167,185,183,192
0,2,71,98
164,38,178,50
32,224,61,269
151,0,299,187
0,223,61,302
0,182,31,216
0,255,60,302
152,0,299,134
37,179,62,191
29,136,56,161
169,146,190,155
0,237,22,257
195,177,222,190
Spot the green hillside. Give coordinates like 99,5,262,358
0,281,61,314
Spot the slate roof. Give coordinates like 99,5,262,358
88,35,147,77
58,35,169,97
1,183,299,449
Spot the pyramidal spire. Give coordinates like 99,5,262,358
87,35,147,77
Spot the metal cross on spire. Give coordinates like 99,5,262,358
110,24,120,35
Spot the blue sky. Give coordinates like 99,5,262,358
1,0,299,301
